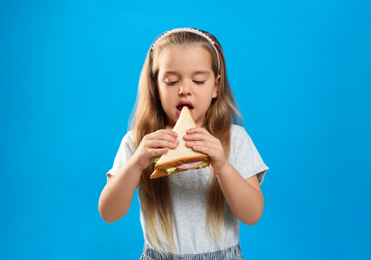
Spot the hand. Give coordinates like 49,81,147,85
184,128,228,176
132,130,179,170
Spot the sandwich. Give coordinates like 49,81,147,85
150,106,210,179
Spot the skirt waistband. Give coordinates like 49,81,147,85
140,243,243,260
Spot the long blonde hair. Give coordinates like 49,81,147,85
131,29,241,251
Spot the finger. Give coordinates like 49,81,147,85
186,127,209,135
146,131,177,143
148,139,179,149
188,144,220,160
151,147,169,158
146,131,178,143
155,129,178,138
185,140,220,152
184,132,217,144
185,127,215,139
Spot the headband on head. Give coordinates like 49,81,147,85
151,28,221,74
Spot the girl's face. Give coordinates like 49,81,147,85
156,44,220,128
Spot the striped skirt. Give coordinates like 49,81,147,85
139,243,244,260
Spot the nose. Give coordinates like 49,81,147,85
178,81,192,96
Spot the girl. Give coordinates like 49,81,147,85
99,28,268,260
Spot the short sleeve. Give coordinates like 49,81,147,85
229,125,269,184
106,131,135,180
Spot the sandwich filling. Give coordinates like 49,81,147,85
154,157,210,175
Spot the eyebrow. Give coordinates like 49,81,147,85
163,71,180,76
193,70,211,76
163,70,211,76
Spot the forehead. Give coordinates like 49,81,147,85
156,45,212,73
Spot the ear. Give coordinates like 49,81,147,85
212,74,221,98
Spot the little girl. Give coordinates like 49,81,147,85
99,28,268,260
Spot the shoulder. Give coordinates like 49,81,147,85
231,124,250,140
229,124,269,182
119,131,135,153
229,124,256,158
123,130,134,142
231,124,245,134
106,131,135,179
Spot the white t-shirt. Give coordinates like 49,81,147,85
107,124,268,254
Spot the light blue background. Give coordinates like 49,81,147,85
1,0,370,259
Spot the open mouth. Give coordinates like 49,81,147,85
176,102,194,112
176,101,194,115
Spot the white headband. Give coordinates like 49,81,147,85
151,28,221,73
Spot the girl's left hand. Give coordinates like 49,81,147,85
184,127,228,176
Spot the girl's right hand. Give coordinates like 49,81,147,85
132,130,179,170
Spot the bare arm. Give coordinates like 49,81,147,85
215,163,264,225
98,129,179,223
98,156,143,223
185,127,264,225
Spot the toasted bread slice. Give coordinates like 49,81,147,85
150,106,209,179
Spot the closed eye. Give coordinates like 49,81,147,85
193,80,205,85
165,81,179,86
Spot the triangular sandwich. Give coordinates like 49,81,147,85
150,106,210,179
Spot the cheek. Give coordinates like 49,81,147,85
205,84,217,98
159,85,178,97
157,85,167,99
158,87,176,107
